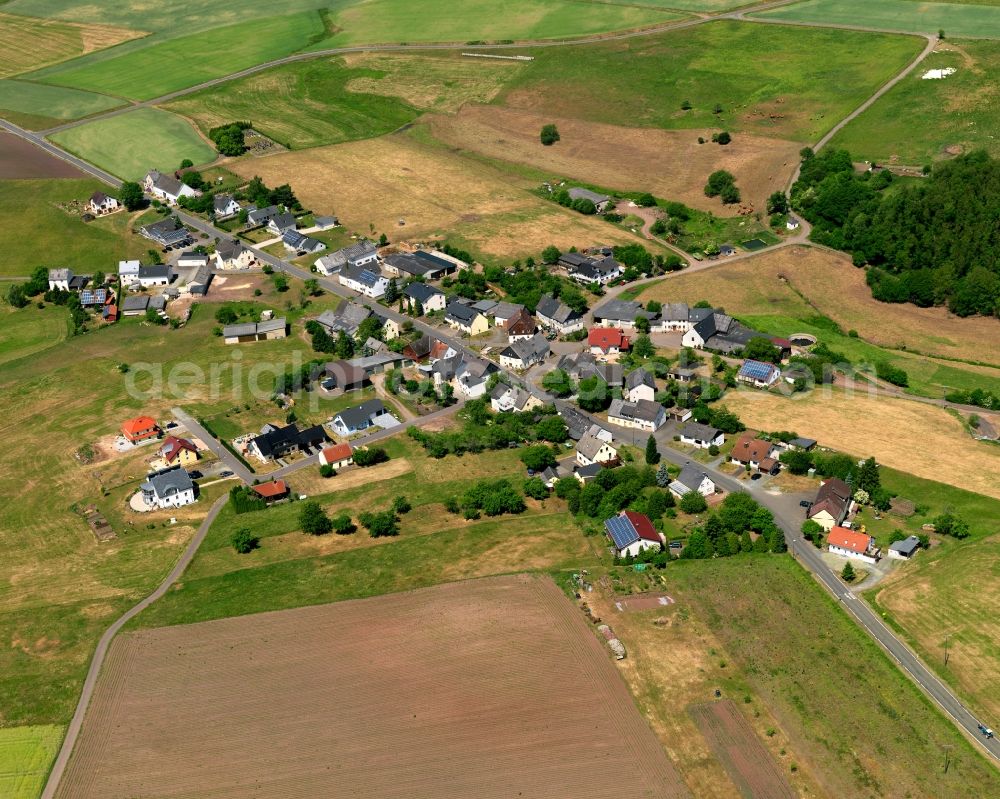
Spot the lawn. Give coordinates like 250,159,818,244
829,39,1000,164
0,178,149,276
665,556,1000,797
496,20,924,142
0,306,70,366
49,108,217,179
165,53,523,150
0,11,140,79
0,79,123,129
35,12,328,101
753,0,1000,38
319,0,684,47
0,725,64,799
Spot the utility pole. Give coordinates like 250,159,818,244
943,637,951,668
942,744,954,774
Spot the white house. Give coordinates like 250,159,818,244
490,383,543,414
827,526,878,565
48,268,73,291
139,467,196,510
605,511,663,558
177,251,209,269
87,191,120,215
625,368,656,403
135,265,171,288
266,212,296,236
213,194,241,219
118,260,141,281
403,282,446,313
498,333,550,370
737,359,781,388
316,241,380,276
535,294,584,335
319,442,354,470
786,216,800,231
215,240,256,270
143,170,199,205
608,398,665,432
576,433,618,467
445,302,490,336
331,399,387,436
669,462,715,499
678,422,724,449
340,264,388,298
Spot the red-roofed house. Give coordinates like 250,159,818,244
827,526,877,564
605,510,663,558
121,416,160,444
319,443,354,469
253,479,289,503
159,436,198,467
730,433,780,474
589,327,630,358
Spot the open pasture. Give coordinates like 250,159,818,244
721,389,1000,499
429,104,801,212
36,12,327,101
0,80,123,130
59,575,688,799
49,108,217,179
665,556,1000,798
753,0,1000,38
497,20,924,142
0,12,140,79
227,127,663,260
830,39,1000,163
0,725,64,799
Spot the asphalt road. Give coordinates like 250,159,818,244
171,406,255,483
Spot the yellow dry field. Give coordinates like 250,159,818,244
228,129,660,258
0,13,142,78
873,535,1000,720
427,105,802,212
342,53,525,112
722,390,1000,500
641,245,1000,365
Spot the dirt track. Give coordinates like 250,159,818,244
56,574,690,799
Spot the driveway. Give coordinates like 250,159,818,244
171,407,254,484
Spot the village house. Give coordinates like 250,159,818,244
490,382,543,414
246,205,279,227
557,352,624,388
315,300,371,338
498,333,550,370
670,462,716,499
315,240,379,276
248,423,328,462
134,264,171,288
656,303,704,333
592,299,655,330
504,307,537,341
608,398,666,432
558,252,622,285
143,170,199,205
213,194,241,219
490,302,525,327
678,422,724,449
535,293,584,334
319,442,354,469
340,264,389,298
47,268,74,292
588,327,631,358
282,229,326,255
87,191,120,215
451,357,497,398
605,510,663,558
403,282,446,313
158,436,198,467
737,359,781,388
140,467,196,510
118,260,141,280
575,462,604,484
827,525,878,564
121,415,160,444
568,187,611,213
682,312,764,354
331,399,388,436
177,251,209,269
807,478,854,531
625,368,656,403
576,433,618,467
222,318,287,344
141,217,190,248
730,433,780,474
252,479,290,504
266,212,297,236
445,302,490,336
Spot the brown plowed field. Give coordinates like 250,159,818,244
427,105,801,213
57,574,690,799
689,700,796,799
0,133,86,178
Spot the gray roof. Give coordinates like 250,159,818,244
347,353,408,371
315,301,371,335
223,322,257,338
675,462,710,492
501,333,549,365
146,170,185,197
141,466,194,497
216,239,245,261
142,217,188,245
314,215,337,228
593,299,653,325
256,318,286,334
556,401,591,441
342,263,385,288
661,302,691,322
491,301,524,320
789,437,817,450
577,433,613,462
692,312,760,352
609,398,663,424
49,267,72,281
889,535,921,556
625,367,655,391
269,212,296,231
384,252,432,277
283,230,325,252
404,282,443,303
567,187,610,204
138,264,171,280
536,294,580,324
575,462,603,479
121,295,149,312
680,422,721,441
213,194,237,214
471,299,498,314
446,301,481,324
148,295,166,311
247,205,278,225
335,399,386,430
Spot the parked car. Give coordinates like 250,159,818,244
799,499,812,508
669,540,683,550
219,470,234,477
187,470,203,480
750,473,762,481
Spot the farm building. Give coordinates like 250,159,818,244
222,318,287,344
567,187,611,213
888,535,921,560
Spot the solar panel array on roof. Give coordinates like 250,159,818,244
739,360,776,380
79,288,107,306
605,516,638,550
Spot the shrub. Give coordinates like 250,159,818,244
229,485,266,514
520,444,557,472
230,527,259,554
524,476,549,500
353,447,389,467
540,124,560,146
679,491,708,514
360,510,399,538
392,495,412,514
331,514,356,535
319,464,336,478
299,501,332,535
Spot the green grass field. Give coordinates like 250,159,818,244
0,306,70,366
36,12,327,101
49,108,217,179
164,57,419,150
830,39,1000,163
0,178,148,276
0,725,63,799
668,556,1000,797
496,20,924,141
0,79,122,129
754,0,1000,38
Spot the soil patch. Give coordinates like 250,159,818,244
0,133,86,179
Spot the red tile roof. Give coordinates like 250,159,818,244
253,480,288,499
731,433,773,465
827,526,872,554
322,443,353,463
161,435,197,463
623,510,661,543
121,416,158,439
588,327,630,351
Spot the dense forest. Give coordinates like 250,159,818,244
791,149,1000,318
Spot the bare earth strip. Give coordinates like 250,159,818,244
689,700,797,799
56,574,690,799
428,105,802,213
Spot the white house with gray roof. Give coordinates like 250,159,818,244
143,170,199,205
340,263,388,298
498,333,550,370
316,240,379,276
48,268,73,291
679,422,724,449
608,398,666,432
213,194,241,219
567,187,611,213
140,467,196,510
215,239,255,270
403,282,446,313
625,368,656,403
669,462,716,498
535,293,584,334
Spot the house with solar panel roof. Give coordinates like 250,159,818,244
604,510,663,558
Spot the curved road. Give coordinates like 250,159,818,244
40,494,228,799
